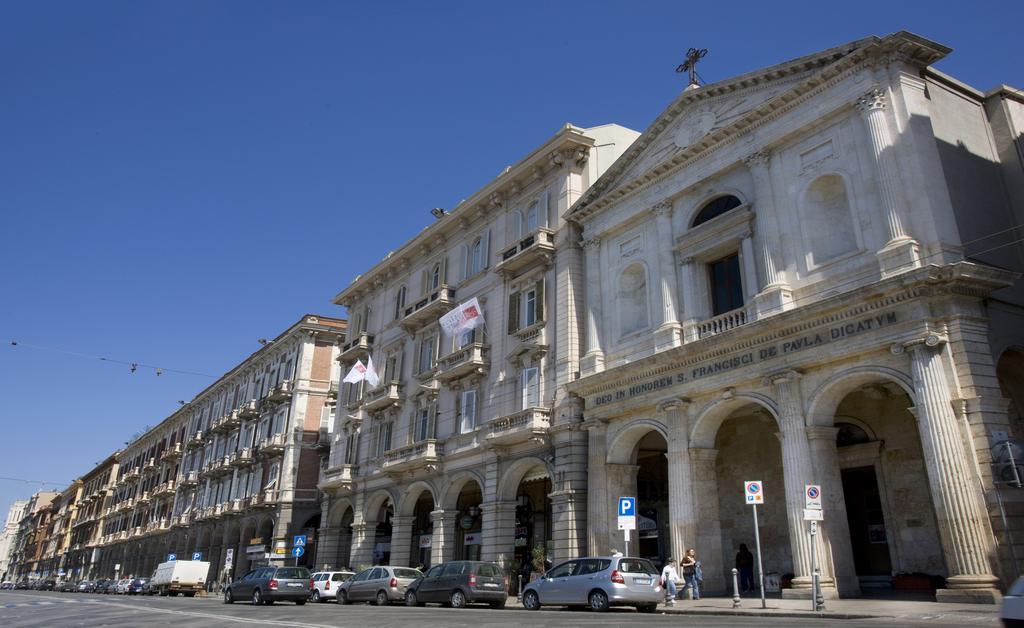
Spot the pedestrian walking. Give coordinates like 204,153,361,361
681,548,701,600
736,543,754,592
660,558,679,606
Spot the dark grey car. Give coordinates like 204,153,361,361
223,566,312,605
337,566,421,605
405,561,507,609
521,556,661,613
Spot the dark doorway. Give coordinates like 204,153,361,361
841,466,892,576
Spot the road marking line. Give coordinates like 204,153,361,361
78,598,340,627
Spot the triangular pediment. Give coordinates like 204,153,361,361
572,31,950,221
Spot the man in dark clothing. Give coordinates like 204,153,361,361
736,544,755,592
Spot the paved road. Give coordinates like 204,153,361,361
0,590,1000,627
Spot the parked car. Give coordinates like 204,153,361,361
405,561,507,609
521,556,661,613
1001,575,1024,627
310,571,354,602
0,581,13,590
337,566,421,606
38,580,56,591
115,578,132,594
96,579,117,594
127,578,149,595
15,581,30,590
223,566,312,605
77,581,95,593
58,580,78,592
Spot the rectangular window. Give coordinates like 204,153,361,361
416,407,430,442
345,433,356,465
457,327,475,349
524,288,537,327
521,367,540,409
709,253,744,316
417,334,437,374
379,421,393,454
460,390,477,434
385,355,398,383
264,463,280,490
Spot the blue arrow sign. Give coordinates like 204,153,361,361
291,546,305,558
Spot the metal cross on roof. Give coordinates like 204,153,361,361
676,47,708,87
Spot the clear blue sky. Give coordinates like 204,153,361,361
1,1,1021,516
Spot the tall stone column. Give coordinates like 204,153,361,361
659,399,695,561
480,500,517,566
680,257,702,342
348,523,373,570
740,231,759,303
605,464,639,556
652,201,682,350
689,448,726,594
389,515,413,567
580,237,605,374
806,426,860,597
769,370,834,597
316,525,340,570
855,88,921,275
743,149,793,317
585,421,610,556
896,334,1000,603
430,510,457,566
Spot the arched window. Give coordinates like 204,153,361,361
394,285,407,320
800,174,857,267
692,195,742,227
618,263,650,336
836,422,871,447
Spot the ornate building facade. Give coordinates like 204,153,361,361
565,31,1024,603
316,124,639,572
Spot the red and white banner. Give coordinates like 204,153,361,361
439,297,485,337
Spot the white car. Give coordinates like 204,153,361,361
310,571,354,602
1001,576,1024,627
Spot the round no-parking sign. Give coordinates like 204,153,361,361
744,481,764,504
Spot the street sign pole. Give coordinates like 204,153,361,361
752,504,766,609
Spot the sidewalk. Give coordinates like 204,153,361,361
512,593,1002,623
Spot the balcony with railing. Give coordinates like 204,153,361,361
211,455,233,476
363,381,404,412
381,439,443,474
258,433,287,457
179,470,199,487
339,331,374,363
268,379,294,403
152,480,177,498
402,285,456,329
320,464,356,491
223,409,242,431
172,513,192,527
494,227,555,277
186,431,204,450
238,399,260,419
436,343,490,382
122,468,140,483
695,306,749,339
229,448,255,467
485,407,551,446
135,491,150,506
210,413,230,434
160,443,183,463
143,457,157,472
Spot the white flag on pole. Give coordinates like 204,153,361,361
439,297,485,337
364,356,380,388
343,360,367,384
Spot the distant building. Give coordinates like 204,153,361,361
0,500,28,581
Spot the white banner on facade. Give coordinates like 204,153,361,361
439,297,485,337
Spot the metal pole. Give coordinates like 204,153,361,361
809,521,816,612
752,504,766,609
517,574,523,600
731,567,741,608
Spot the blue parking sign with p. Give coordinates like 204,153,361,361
192,551,202,561
167,553,176,562
618,497,635,517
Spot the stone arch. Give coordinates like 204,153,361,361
690,392,780,448
997,347,1024,437
363,489,397,523
606,419,669,464
497,456,554,501
397,481,439,517
688,189,747,228
440,470,486,511
806,366,914,427
328,497,356,524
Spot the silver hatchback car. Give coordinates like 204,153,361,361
337,566,421,606
522,556,661,613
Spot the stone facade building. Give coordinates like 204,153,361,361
316,124,639,572
565,31,1024,603
0,500,28,581
8,492,57,581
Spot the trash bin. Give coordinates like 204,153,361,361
764,572,781,593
